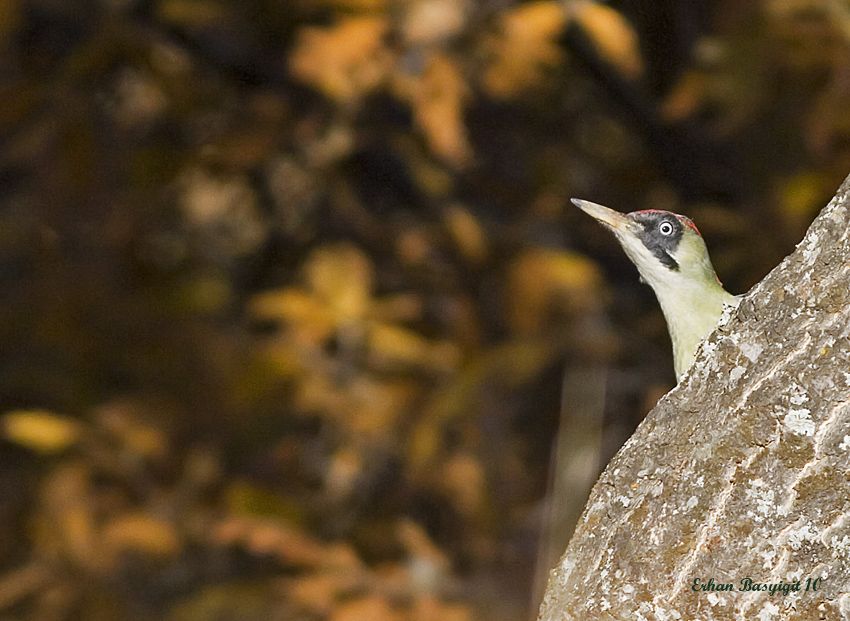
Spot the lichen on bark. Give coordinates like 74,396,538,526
538,174,850,621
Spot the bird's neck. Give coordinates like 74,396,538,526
649,275,737,378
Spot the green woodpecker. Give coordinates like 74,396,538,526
572,199,739,381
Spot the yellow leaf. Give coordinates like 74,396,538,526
344,378,413,439
124,424,168,460
103,514,180,558
225,481,303,521
661,70,708,122
444,204,488,264
289,17,392,103
250,289,316,320
296,373,346,418
2,410,80,454
368,323,431,366
438,452,486,517
483,1,567,98
305,244,373,320
96,401,168,460
288,573,341,615
395,227,434,265
249,288,337,342
370,293,423,322
412,596,473,621
506,249,603,335
36,464,99,568
331,595,402,621
399,53,473,167
368,323,459,372
571,1,643,80
261,341,307,378
212,516,327,566
401,0,468,46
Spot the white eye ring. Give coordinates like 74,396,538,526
659,221,674,236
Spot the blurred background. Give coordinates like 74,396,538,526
1,1,848,619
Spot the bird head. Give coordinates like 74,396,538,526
571,198,738,380
571,198,722,292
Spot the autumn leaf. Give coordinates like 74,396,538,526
35,463,99,569
397,519,450,590
211,516,327,567
506,248,604,335
483,1,568,97
396,53,473,167
103,514,181,559
437,452,486,518
368,322,459,372
225,480,304,521
249,243,374,348
331,595,402,621
444,204,488,264
305,244,374,321
249,288,338,342
288,573,348,616
661,70,709,122
340,378,413,439
289,17,393,104
570,1,643,80
2,409,81,454
324,447,363,499
96,402,168,460
401,0,468,46
412,596,473,621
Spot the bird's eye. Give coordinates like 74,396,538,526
659,221,674,236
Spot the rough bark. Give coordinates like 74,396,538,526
538,174,850,621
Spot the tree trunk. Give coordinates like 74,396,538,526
538,174,850,621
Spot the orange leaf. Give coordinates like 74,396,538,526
506,248,603,335
412,596,473,621
288,574,340,615
660,70,708,122
571,1,643,79
401,54,473,167
290,17,393,103
103,514,181,559
249,289,337,342
483,1,567,97
331,595,402,621
438,452,486,517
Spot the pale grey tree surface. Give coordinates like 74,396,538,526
538,175,850,621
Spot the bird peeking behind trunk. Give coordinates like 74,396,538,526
572,199,740,381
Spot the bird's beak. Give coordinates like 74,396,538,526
571,198,633,233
